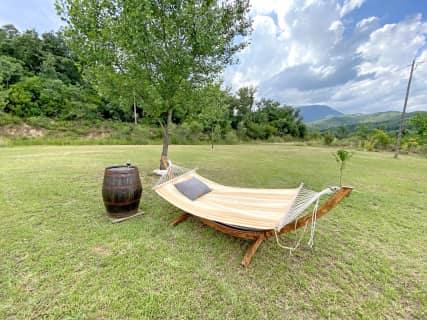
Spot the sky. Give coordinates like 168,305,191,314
1,0,427,114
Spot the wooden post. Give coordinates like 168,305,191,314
395,59,415,159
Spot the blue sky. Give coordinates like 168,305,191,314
1,0,427,113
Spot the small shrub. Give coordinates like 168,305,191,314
333,149,353,187
369,129,391,150
224,131,239,144
267,136,283,143
0,136,11,147
323,131,335,145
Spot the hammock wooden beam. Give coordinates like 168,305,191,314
170,186,352,267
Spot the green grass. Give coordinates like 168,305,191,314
0,145,425,319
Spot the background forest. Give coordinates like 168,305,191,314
0,25,305,145
0,24,426,154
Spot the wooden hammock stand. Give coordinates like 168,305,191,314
170,186,352,267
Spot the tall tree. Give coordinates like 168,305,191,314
0,55,24,88
230,85,256,128
56,0,252,168
198,84,229,151
409,112,427,145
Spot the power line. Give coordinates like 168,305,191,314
394,64,412,72
414,60,427,71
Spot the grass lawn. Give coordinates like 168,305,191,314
0,145,426,319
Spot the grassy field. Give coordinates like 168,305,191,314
0,145,425,319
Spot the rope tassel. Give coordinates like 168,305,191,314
308,197,319,248
274,186,337,254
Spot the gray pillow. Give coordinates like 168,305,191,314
174,177,211,201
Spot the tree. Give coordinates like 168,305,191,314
334,149,352,187
0,55,24,88
336,125,349,139
409,112,427,142
6,77,42,117
370,129,391,150
355,124,370,140
198,84,229,150
230,86,256,128
41,31,70,57
40,53,59,79
12,30,44,72
323,131,335,145
0,24,20,57
56,0,252,168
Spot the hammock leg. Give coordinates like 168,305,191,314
170,213,191,226
241,236,265,267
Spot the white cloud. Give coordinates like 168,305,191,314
356,16,379,31
357,15,427,75
223,1,427,113
339,0,365,17
223,14,290,90
226,0,349,91
329,20,344,44
250,0,294,30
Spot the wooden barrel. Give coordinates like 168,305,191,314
102,164,142,218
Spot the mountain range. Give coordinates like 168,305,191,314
296,105,426,132
297,105,343,122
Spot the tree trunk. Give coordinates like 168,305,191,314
211,127,214,151
160,108,173,170
133,92,137,125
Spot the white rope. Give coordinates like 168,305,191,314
274,219,309,255
153,162,194,188
308,197,319,248
276,186,337,231
274,186,338,253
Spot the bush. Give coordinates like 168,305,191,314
236,121,247,140
223,131,238,144
189,120,203,136
368,129,391,150
402,137,419,153
0,136,11,147
171,124,192,144
267,136,283,143
322,131,335,145
148,127,163,140
306,130,321,140
0,111,22,125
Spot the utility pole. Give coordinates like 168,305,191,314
133,91,137,125
394,59,415,159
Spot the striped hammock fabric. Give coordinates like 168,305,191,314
153,163,337,231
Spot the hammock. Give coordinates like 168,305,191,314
153,163,352,266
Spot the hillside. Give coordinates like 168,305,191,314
307,111,426,131
298,105,343,122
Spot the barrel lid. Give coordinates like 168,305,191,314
105,165,138,173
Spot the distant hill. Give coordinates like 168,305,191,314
307,111,426,132
298,105,343,122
